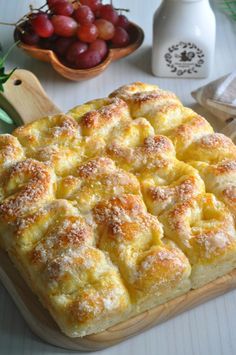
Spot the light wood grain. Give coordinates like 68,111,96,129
14,23,144,81
0,68,236,351
0,69,60,125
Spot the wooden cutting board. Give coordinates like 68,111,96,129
1,69,236,352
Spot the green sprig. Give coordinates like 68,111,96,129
0,41,17,93
0,108,13,124
0,42,17,124
219,0,236,20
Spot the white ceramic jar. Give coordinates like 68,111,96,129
152,0,216,78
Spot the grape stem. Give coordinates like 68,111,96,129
115,8,130,12
0,2,48,29
0,21,16,26
30,3,47,11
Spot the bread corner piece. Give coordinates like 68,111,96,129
160,193,236,289
1,193,190,338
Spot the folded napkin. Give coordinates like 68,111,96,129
191,71,236,141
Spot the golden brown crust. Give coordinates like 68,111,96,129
160,194,236,265
166,114,213,159
190,160,236,218
1,81,236,337
13,115,84,176
56,157,141,213
109,82,181,118
107,134,175,172
0,159,56,222
182,133,236,163
13,114,81,150
0,134,25,173
140,160,205,216
71,97,130,136
94,194,190,303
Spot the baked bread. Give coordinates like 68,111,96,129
0,82,236,337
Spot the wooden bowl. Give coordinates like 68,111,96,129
14,23,144,81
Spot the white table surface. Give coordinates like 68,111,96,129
1,0,236,354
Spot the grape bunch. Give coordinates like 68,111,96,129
18,0,132,69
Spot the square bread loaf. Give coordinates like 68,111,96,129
1,82,236,337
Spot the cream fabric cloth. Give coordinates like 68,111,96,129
191,71,236,142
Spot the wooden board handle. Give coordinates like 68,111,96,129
0,69,60,125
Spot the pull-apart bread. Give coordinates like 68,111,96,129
1,82,236,337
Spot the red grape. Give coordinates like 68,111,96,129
53,37,75,56
80,0,101,11
94,8,101,18
117,15,130,29
66,41,88,64
74,5,95,25
89,39,107,59
51,0,74,16
51,15,78,37
112,27,129,47
77,24,98,43
40,35,58,49
31,14,54,38
21,28,39,45
47,0,60,7
95,19,115,41
99,4,118,25
76,49,102,69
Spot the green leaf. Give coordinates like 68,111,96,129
219,0,236,20
0,67,16,86
0,41,19,67
0,41,18,92
0,108,14,124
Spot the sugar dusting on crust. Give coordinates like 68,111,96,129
45,246,129,320
194,231,233,258
107,134,175,173
216,160,236,174
140,249,181,271
77,157,114,178
46,245,97,281
69,280,127,323
0,159,54,220
150,176,199,203
93,194,162,241
144,135,174,154
171,115,211,140
200,133,234,148
14,115,81,146
110,83,178,104
81,98,128,130
0,134,24,166
3,81,236,336
94,195,143,227
109,82,159,100
223,186,236,202
31,217,94,264
51,116,80,138
130,90,177,104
